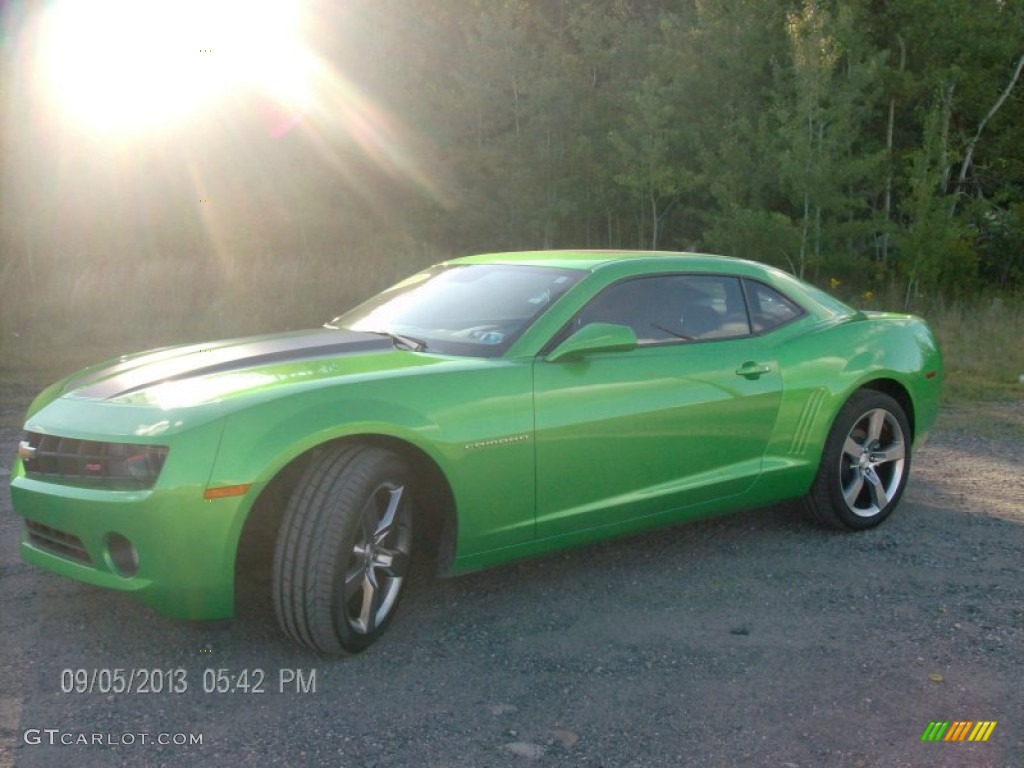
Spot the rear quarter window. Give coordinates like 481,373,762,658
743,280,804,333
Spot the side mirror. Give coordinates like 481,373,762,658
546,322,638,363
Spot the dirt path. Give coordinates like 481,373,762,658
1,384,1021,768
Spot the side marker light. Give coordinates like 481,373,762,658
203,484,251,500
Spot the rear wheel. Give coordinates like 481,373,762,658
804,390,911,531
272,445,414,654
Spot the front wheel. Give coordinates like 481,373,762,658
273,445,414,654
804,390,911,531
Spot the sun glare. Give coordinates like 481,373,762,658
39,0,312,131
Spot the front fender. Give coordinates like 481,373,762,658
208,397,442,489
207,363,538,557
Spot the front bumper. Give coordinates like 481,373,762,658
11,475,258,620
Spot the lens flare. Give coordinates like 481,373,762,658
39,0,312,131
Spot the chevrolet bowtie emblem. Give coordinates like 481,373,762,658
17,441,37,462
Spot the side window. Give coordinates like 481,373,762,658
574,274,751,344
742,280,803,333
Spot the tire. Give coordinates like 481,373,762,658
804,390,911,531
272,445,415,654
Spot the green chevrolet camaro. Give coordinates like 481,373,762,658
11,251,942,653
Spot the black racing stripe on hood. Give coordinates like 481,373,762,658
70,330,393,401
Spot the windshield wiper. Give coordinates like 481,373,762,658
323,323,428,352
367,330,428,352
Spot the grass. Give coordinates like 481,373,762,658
0,244,445,385
908,295,1024,404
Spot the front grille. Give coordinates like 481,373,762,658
21,432,169,490
25,520,93,564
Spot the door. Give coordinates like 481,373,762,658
533,274,783,538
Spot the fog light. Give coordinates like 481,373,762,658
105,533,139,577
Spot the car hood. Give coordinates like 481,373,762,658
23,328,474,441
51,329,427,408
59,329,387,399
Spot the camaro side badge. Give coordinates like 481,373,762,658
17,441,37,461
464,434,530,451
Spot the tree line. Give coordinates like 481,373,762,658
364,0,1024,297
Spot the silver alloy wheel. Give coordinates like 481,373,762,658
341,482,412,635
839,408,906,517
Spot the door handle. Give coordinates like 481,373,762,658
735,361,773,379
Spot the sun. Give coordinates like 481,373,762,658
38,0,313,132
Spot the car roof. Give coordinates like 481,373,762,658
447,249,748,272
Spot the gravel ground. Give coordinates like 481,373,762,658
1,381,1021,768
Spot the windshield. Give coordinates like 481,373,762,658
328,263,584,357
